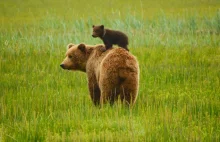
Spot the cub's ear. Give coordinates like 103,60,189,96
100,25,104,29
67,43,74,49
78,44,86,52
92,25,95,28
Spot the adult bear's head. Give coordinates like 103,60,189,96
60,43,89,72
60,43,105,72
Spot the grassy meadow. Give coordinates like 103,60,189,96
0,0,220,141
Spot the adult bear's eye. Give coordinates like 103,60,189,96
68,55,72,58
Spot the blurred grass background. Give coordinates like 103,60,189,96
0,0,220,141
1,0,220,48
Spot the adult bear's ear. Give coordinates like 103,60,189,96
78,44,86,52
67,43,74,49
100,25,104,29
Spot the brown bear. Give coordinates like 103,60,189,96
92,25,129,51
60,43,139,106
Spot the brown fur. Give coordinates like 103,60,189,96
60,43,139,106
92,25,129,51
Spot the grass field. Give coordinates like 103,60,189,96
0,0,220,141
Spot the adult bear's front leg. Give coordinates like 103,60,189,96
88,79,101,106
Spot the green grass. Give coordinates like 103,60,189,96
0,0,220,141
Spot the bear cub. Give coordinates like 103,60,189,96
92,25,129,51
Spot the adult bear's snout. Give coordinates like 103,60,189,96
60,64,65,69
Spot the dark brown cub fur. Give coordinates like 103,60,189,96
92,25,129,51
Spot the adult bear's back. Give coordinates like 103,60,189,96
99,48,139,105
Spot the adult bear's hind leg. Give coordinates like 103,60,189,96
119,72,139,106
99,72,120,106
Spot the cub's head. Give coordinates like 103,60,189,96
92,25,105,38
60,43,89,72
